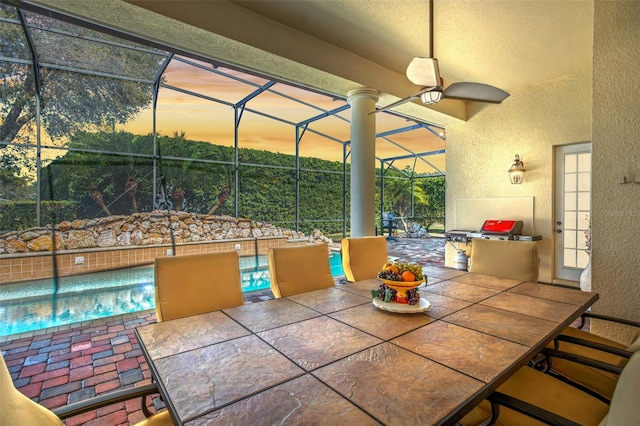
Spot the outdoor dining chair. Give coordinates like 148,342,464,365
341,235,388,282
0,353,173,426
468,237,640,402
468,238,539,282
268,244,335,298
459,351,640,426
542,316,640,402
154,251,244,322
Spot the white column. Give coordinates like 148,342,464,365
347,88,379,237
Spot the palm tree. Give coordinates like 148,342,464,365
381,167,431,232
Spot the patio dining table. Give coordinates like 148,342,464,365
135,267,598,426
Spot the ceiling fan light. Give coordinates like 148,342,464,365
420,90,442,105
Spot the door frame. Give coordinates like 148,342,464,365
553,142,591,284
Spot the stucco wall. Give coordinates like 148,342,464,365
445,72,592,283
591,0,640,344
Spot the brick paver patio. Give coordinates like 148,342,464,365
1,310,157,425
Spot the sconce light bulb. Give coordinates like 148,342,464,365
508,154,526,184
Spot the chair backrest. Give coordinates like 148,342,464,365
268,244,335,298
601,351,640,425
382,212,394,227
341,236,388,282
469,238,539,282
154,251,244,321
0,353,64,425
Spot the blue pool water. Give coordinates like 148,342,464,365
0,252,344,336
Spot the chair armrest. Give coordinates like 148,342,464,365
541,347,625,375
488,391,582,426
52,383,160,420
581,312,640,328
553,334,633,359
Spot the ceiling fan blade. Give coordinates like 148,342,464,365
443,82,510,104
373,87,433,113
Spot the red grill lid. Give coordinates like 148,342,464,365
481,220,523,234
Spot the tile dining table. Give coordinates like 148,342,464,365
135,269,598,426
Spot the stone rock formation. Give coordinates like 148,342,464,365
0,211,308,255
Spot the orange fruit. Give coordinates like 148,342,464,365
401,270,416,282
388,265,400,274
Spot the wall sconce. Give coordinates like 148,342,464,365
508,154,525,184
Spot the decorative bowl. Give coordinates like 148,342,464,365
380,278,425,304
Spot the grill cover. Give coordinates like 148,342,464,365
481,220,523,235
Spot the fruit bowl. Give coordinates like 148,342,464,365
379,278,425,304
380,278,425,290
375,262,426,304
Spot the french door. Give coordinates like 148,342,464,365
554,143,591,282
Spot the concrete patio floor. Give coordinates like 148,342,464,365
1,237,445,426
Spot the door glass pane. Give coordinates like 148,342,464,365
564,192,576,210
564,211,577,230
577,192,590,210
565,230,577,249
578,172,590,191
577,153,591,172
577,250,589,266
564,249,577,267
565,173,577,191
578,214,589,230
565,155,577,173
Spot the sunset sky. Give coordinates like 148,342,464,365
123,58,446,174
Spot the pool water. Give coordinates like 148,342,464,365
0,252,344,336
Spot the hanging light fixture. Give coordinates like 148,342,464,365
420,89,443,105
508,154,526,184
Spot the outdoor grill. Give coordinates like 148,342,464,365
479,219,523,240
445,219,541,243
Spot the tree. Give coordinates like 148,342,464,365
0,5,161,147
378,166,445,233
40,131,156,219
381,166,427,218
415,176,445,231
40,129,351,234
0,151,35,200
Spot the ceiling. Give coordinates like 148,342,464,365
228,0,594,89
24,0,594,124
121,0,594,124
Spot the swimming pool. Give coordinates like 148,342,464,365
0,252,344,336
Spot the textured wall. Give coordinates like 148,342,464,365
591,0,640,344
445,72,592,283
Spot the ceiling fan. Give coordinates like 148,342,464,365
375,0,509,113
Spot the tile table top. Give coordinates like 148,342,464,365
136,268,598,426
423,280,502,303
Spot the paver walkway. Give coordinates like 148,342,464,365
1,237,445,425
